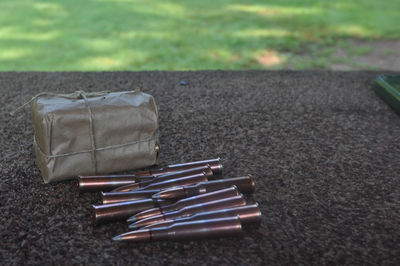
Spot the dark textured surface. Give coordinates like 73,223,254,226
1,71,400,265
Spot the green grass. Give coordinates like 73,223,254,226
0,0,399,71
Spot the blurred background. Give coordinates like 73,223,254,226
1,0,399,71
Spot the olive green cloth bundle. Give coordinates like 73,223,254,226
28,90,159,183
373,75,400,116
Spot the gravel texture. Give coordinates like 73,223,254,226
1,71,400,265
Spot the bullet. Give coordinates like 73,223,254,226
113,216,242,242
77,175,139,192
91,199,173,225
101,190,161,205
128,186,240,222
153,175,255,200
135,173,208,191
134,158,223,177
111,166,213,192
130,195,246,229
143,203,262,229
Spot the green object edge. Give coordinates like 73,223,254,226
373,75,400,116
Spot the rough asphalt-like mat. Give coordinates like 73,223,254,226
1,71,399,265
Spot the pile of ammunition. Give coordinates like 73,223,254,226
78,158,261,243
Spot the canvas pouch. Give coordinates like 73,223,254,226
30,90,159,183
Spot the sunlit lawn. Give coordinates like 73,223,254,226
0,0,399,71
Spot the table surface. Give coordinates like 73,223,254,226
1,71,399,265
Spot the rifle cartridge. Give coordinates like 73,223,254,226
144,203,261,229
113,217,242,242
134,158,222,177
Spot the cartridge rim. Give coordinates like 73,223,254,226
202,166,213,177
90,205,99,225
214,157,223,171
247,174,255,192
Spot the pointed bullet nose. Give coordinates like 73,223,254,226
112,235,122,241
152,192,161,199
128,224,137,229
126,216,136,223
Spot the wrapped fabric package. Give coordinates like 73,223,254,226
31,90,159,183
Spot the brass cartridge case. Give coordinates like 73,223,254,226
77,176,138,192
